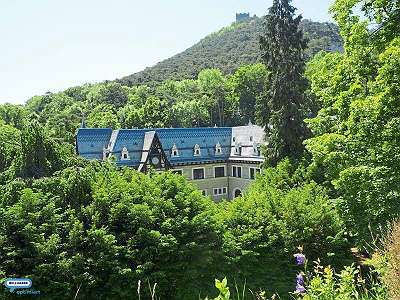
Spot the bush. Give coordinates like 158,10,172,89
299,264,387,300
0,165,222,300
215,160,351,297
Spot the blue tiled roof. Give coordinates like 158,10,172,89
76,128,113,160
109,129,148,165
76,126,264,166
156,128,232,165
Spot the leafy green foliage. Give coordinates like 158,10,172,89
305,0,400,243
216,160,350,297
206,278,231,300
0,167,222,299
23,63,270,142
228,64,268,124
299,264,387,300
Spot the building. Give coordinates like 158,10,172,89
75,123,265,200
236,13,250,22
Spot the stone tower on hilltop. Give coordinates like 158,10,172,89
236,13,250,22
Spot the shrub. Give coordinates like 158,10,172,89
216,160,351,297
0,165,222,300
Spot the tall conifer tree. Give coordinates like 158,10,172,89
258,0,309,165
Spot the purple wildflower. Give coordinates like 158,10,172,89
294,253,306,265
295,273,306,293
296,273,304,286
295,284,306,293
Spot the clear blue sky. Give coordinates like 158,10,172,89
0,0,335,104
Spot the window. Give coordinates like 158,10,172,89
249,167,261,180
201,190,207,196
234,189,242,197
213,187,228,196
171,144,179,157
172,169,183,175
215,142,222,155
214,166,225,178
253,142,261,156
192,168,205,180
250,136,253,142
234,143,242,155
121,147,130,160
194,144,201,156
232,166,242,178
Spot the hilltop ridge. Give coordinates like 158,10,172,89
118,16,343,86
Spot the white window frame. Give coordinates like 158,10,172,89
214,165,226,178
192,167,205,180
232,165,242,178
249,167,261,180
213,187,228,196
253,142,261,156
215,142,223,155
121,147,130,161
171,143,179,157
234,142,242,156
194,144,201,156
171,169,183,175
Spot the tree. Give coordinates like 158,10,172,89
87,104,120,129
217,159,349,296
87,82,128,108
304,0,400,243
171,100,210,127
198,69,228,127
259,0,310,165
0,166,222,299
0,121,21,174
0,104,27,129
142,95,172,128
228,64,268,125
12,121,72,179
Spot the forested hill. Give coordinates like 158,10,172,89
118,17,343,86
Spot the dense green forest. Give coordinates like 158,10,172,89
118,17,343,86
1,0,400,299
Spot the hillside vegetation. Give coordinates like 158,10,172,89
118,17,343,86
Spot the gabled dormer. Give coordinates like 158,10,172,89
121,147,130,160
253,142,261,156
215,142,222,155
194,144,201,156
171,143,179,157
234,142,242,156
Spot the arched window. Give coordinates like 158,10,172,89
234,189,242,198
171,144,179,157
194,144,201,156
215,142,222,155
121,147,130,160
